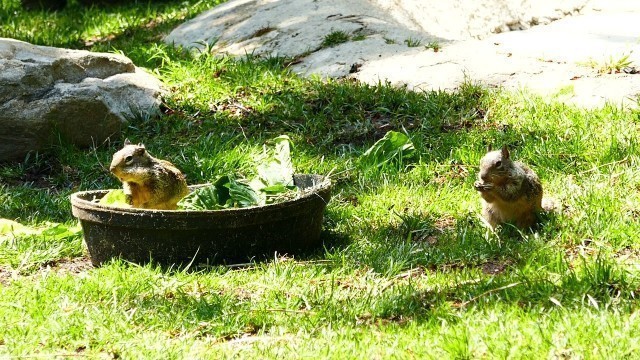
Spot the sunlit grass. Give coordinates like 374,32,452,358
1,0,640,358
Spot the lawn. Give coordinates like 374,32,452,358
1,0,640,358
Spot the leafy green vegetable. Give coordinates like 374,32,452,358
256,135,295,188
178,185,225,211
253,135,297,204
40,223,82,239
361,130,415,167
213,175,232,202
177,175,231,211
0,219,81,242
227,176,263,207
178,175,263,210
262,184,291,194
99,189,130,207
178,135,299,210
0,219,34,236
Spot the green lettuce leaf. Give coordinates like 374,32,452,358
99,189,130,207
361,130,415,167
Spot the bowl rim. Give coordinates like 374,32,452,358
70,174,331,216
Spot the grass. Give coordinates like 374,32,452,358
580,52,635,74
352,34,367,41
2,0,640,358
404,37,422,47
425,40,441,52
322,30,350,48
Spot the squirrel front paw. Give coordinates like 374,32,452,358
474,181,492,191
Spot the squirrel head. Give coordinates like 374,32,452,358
109,139,153,182
478,145,513,183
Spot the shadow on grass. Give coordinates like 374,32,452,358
83,242,637,340
373,251,637,321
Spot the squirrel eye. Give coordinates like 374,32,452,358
125,155,133,164
495,160,502,168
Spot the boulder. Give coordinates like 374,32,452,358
164,0,589,57
165,0,640,108
0,38,164,162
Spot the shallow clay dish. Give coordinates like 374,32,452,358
71,174,331,266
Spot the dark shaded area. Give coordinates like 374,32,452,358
21,0,170,10
20,0,66,10
374,253,636,319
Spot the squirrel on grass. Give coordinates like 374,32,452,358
109,139,189,210
473,145,547,230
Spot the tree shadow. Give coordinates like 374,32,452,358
374,249,635,321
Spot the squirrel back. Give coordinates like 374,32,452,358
109,140,189,210
474,146,543,229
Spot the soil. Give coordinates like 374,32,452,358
0,256,93,286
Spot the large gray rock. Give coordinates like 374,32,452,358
342,2,640,108
165,0,640,108
0,38,164,162
165,0,589,56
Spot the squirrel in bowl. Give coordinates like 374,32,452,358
109,139,189,210
473,145,543,229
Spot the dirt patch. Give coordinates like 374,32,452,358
481,260,512,275
614,247,640,264
0,266,16,286
411,214,457,245
434,215,456,231
4,155,81,192
0,256,94,285
563,239,598,263
432,164,471,185
43,256,94,275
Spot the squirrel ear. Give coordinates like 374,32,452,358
501,145,510,159
124,138,132,146
487,144,493,152
134,146,146,155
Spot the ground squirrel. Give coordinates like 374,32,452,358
473,146,543,229
109,140,189,210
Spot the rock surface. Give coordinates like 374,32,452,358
166,0,640,108
0,38,164,162
165,0,589,56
